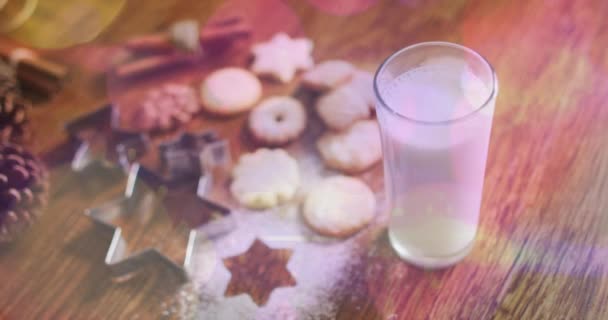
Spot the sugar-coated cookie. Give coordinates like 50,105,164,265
316,84,371,131
248,96,307,146
301,60,356,91
303,175,376,238
125,83,199,132
201,67,262,115
230,148,300,209
251,33,314,83
317,120,382,173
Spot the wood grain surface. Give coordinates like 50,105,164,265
2,0,608,319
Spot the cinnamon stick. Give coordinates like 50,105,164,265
17,56,68,82
207,14,246,28
125,33,175,56
113,55,194,79
201,23,251,44
123,16,251,56
0,46,67,96
16,66,62,95
0,48,68,81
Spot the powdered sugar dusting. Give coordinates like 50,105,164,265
181,203,367,319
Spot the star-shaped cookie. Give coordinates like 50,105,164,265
223,238,296,306
250,32,314,83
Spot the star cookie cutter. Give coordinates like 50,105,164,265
86,163,235,281
65,104,150,172
138,130,233,209
148,130,222,187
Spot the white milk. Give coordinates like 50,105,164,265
378,59,495,267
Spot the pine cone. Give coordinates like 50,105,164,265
0,143,48,242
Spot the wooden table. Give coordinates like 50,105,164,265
2,0,608,319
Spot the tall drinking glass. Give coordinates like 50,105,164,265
374,42,498,268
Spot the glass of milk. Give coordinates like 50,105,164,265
374,42,498,268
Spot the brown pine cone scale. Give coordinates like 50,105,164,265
0,93,30,143
0,144,48,242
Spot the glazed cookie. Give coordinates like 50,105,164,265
316,85,371,131
317,120,382,173
301,60,356,91
230,148,300,209
303,175,376,238
248,96,307,146
201,67,262,115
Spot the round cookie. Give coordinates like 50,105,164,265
248,96,307,146
317,120,382,173
346,70,375,111
230,148,300,209
303,176,376,238
201,67,262,115
302,60,356,91
316,84,371,131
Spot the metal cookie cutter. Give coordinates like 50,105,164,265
86,163,235,281
152,130,220,187
139,129,233,209
65,104,149,172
